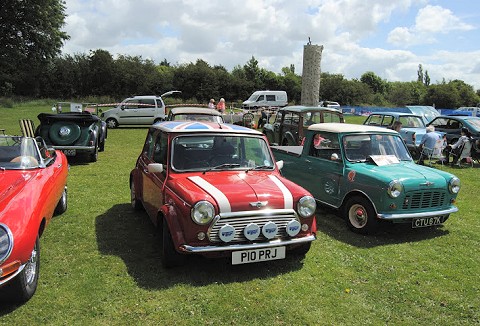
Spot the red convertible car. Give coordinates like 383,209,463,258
0,135,68,303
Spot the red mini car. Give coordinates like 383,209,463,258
0,135,68,303
130,122,317,267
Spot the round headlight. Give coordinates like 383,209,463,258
387,180,403,198
0,224,13,264
191,201,215,225
449,177,461,194
297,196,316,218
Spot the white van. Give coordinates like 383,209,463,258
101,91,181,128
242,90,288,110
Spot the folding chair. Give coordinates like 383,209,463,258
418,139,445,167
452,140,473,168
19,119,36,137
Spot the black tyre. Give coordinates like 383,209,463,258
90,141,98,162
130,180,143,211
153,118,164,124
54,186,68,216
106,118,118,128
290,242,311,257
48,122,81,145
3,237,40,303
344,196,379,234
160,218,184,268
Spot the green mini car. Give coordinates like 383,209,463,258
36,112,107,162
271,123,461,234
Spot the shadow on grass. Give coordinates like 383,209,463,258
315,206,450,248
95,204,305,290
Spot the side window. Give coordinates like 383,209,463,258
256,95,265,102
366,115,382,126
324,112,341,123
381,116,394,127
143,132,155,156
153,132,168,164
308,133,340,160
265,95,276,101
139,99,156,109
124,100,139,109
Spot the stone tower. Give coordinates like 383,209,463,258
301,43,324,106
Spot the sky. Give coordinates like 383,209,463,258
62,0,480,91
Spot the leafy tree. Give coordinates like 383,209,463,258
360,71,387,94
424,70,430,87
417,64,424,83
0,0,69,95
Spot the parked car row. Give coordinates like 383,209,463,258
1,102,463,304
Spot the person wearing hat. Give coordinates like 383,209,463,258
444,127,472,165
208,99,216,110
417,125,441,165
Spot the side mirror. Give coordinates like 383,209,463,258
276,160,284,170
147,163,164,173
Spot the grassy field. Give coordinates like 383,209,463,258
0,103,479,325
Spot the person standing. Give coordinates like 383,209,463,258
208,99,216,109
217,98,226,114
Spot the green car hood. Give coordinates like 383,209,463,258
351,162,450,192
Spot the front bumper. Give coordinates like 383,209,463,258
377,206,458,220
180,235,316,253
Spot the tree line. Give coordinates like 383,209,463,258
1,0,479,109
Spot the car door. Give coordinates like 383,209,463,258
136,99,157,124
289,132,343,206
118,99,141,124
141,131,167,218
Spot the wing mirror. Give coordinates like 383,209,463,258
147,163,164,173
276,160,284,170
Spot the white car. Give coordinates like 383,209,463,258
101,91,181,128
319,101,340,109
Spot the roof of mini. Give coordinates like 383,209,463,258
308,123,398,134
365,111,423,118
151,121,263,135
169,107,222,116
278,105,342,113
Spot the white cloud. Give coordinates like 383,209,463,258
387,5,475,47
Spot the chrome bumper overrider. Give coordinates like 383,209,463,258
180,234,316,253
377,206,458,220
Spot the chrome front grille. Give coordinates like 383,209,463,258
402,191,446,209
208,209,299,243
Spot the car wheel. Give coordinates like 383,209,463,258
153,118,164,124
344,196,379,234
3,237,40,303
130,180,143,211
160,217,184,268
106,118,118,128
54,186,68,216
48,122,81,145
90,141,98,162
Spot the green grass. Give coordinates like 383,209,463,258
0,104,479,325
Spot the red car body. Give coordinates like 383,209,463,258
0,136,68,303
130,122,317,267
